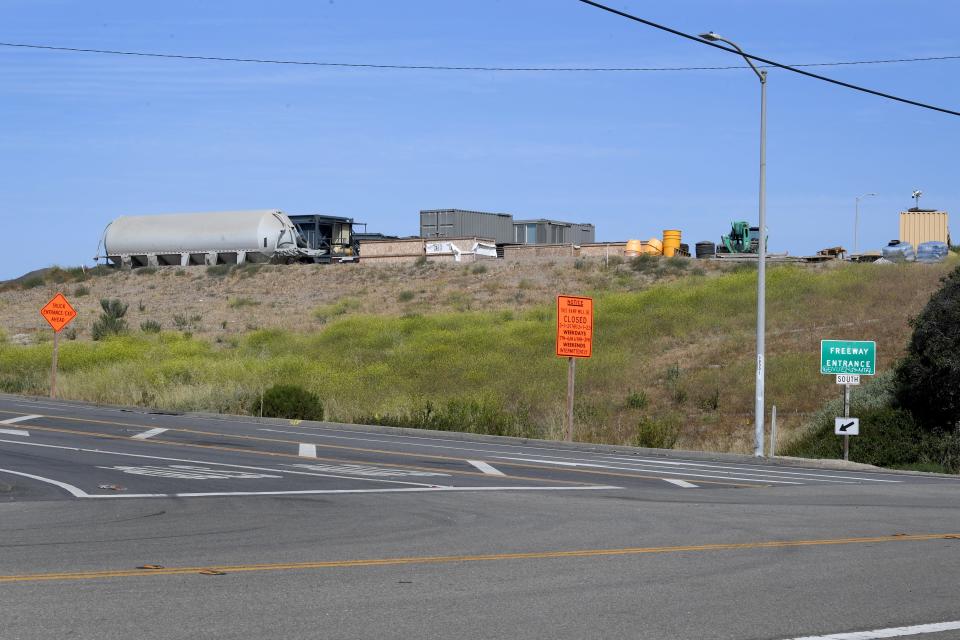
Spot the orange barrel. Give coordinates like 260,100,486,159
642,237,663,255
662,230,682,257
625,239,643,257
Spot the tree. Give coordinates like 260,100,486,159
894,265,960,430
91,298,129,341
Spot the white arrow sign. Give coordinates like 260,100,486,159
835,417,860,436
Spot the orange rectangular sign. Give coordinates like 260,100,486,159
556,295,593,358
40,293,77,333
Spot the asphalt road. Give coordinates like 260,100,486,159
1,394,959,640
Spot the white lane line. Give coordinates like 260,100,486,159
663,478,698,488
131,427,169,440
786,619,960,640
0,414,42,425
0,438,448,488
82,485,620,499
595,454,903,483
494,456,805,485
0,467,89,497
467,460,506,476
298,443,317,458
0,428,29,437
258,428,896,485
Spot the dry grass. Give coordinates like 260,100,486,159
1,256,955,453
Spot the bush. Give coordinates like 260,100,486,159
251,384,324,421
206,264,232,277
21,277,44,289
634,415,681,449
74,285,90,297
630,254,657,273
228,297,260,309
135,267,157,275
470,263,488,275
894,264,960,431
397,290,415,302
625,390,648,409
140,320,162,333
91,298,129,341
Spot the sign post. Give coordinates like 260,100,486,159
821,340,875,460
40,293,78,399
556,295,593,442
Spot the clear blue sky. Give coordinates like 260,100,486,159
1,0,957,279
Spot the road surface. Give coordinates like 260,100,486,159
1,394,958,640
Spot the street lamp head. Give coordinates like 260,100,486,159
700,32,722,41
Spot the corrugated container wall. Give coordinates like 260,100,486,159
420,209,514,244
899,211,950,249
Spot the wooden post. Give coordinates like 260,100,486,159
566,357,576,442
50,330,60,399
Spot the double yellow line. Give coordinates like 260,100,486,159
2,532,955,584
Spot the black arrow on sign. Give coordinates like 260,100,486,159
839,421,855,432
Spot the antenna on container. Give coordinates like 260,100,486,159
912,189,923,209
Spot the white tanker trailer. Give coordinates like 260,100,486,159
95,209,322,267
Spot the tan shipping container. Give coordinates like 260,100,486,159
899,211,949,249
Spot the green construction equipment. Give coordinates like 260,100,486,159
720,221,761,254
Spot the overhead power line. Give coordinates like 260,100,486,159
0,40,959,73
576,0,960,117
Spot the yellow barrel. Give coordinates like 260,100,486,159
642,237,663,255
662,230,682,257
624,239,643,257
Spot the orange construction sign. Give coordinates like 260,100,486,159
40,293,78,333
556,295,593,358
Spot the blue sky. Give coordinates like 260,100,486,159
1,0,958,279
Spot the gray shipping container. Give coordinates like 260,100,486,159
420,209,515,244
513,219,596,245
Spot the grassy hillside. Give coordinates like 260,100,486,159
0,257,955,452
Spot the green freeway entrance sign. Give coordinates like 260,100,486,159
820,340,876,375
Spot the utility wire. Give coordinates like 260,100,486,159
577,0,960,117
0,40,958,73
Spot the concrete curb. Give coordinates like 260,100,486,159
4,392,957,479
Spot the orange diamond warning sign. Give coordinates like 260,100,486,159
556,295,593,358
40,293,77,333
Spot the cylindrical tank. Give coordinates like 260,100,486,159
662,230,682,257
695,241,716,259
103,210,299,258
642,238,663,255
624,239,643,257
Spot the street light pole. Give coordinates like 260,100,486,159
701,32,766,457
854,193,876,255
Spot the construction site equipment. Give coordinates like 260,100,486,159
624,239,643,257
662,230,682,257
643,238,663,255
719,221,765,254
695,241,716,259
96,210,322,268
899,210,950,250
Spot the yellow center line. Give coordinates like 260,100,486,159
1,533,955,584
14,413,758,488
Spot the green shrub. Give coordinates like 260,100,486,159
228,297,260,309
625,390,648,409
895,263,960,431
140,320,162,333
413,255,428,268
206,264,232,277
471,263,488,275
74,285,90,297
251,384,324,421
136,267,157,275
91,298,129,341
630,254,657,273
361,396,538,438
397,290,415,303
21,277,44,289
634,415,681,449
